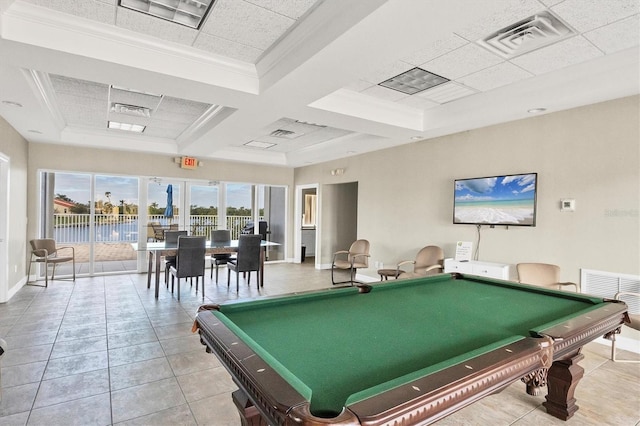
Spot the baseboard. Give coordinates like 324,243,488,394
356,273,379,283
5,275,28,302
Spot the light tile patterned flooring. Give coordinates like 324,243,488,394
0,263,639,425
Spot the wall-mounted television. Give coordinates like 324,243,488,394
453,172,537,226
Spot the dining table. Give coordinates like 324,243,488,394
131,239,279,298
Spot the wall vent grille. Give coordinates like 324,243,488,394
581,269,640,314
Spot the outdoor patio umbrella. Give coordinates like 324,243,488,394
164,184,174,222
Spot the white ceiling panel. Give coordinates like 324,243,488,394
584,14,640,54
421,43,504,80
360,60,414,85
201,0,295,50
61,103,108,128
458,62,533,92
402,34,468,66
551,0,640,33
511,35,604,75
159,97,210,116
24,0,116,24
246,0,320,20
116,6,198,45
50,75,109,101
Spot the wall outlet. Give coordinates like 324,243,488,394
14,265,17,273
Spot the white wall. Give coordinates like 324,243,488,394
0,116,29,300
2,96,638,301
295,96,640,283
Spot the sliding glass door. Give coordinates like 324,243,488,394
39,171,139,278
38,172,288,281
94,175,138,273
188,183,219,238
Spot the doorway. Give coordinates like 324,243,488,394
295,184,319,265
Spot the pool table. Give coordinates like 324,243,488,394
194,273,628,425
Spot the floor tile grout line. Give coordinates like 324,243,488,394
23,277,79,423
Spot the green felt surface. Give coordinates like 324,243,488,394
217,275,602,416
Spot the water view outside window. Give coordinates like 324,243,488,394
226,183,253,237
190,184,219,238
40,173,286,279
45,172,139,276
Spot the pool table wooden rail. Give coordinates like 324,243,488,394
194,278,628,426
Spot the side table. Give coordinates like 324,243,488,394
377,268,399,281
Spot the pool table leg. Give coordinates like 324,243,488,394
232,389,267,426
543,350,585,421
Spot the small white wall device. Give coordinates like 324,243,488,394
560,199,575,212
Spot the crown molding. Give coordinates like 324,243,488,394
23,69,66,131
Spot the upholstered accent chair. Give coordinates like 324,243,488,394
516,263,579,292
331,239,370,285
396,245,444,280
608,291,640,363
28,239,75,287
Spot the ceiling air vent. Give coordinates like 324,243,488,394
269,129,301,139
477,11,576,59
111,103,151,118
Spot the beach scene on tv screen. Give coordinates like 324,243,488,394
454,174,536,225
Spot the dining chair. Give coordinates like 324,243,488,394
227,234,262,292
169,236,206,301
151,223,166,241
147,222,160,241
210,229,235,283
28,238,76,287
164,230,187,286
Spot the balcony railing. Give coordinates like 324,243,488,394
53,214,257,243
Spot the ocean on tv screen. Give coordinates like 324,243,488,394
454,174,536,225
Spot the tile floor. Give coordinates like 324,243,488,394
0,263,638,425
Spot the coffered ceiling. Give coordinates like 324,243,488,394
0,0,638,167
